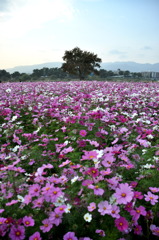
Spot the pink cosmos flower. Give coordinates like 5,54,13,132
23,195,32,205
40,219,53,233
130,181,138,188
0,209,4,214
79,130,87,137
130,206,146,221
145,210,153,220
150,224,159,236
6,200,18,206
115,217,129,232
82,179,93,186
106,177,119,190
49,210,63,226
100,168,112,176
41,183,54,195
110,205,120,218
88,184,104,195
23,216,35,227
32,197,44,208
98,201,112,215
102,153,115,167
114,183,133,204
63,231,78,240
137,138,150,147
133,191,143,199
149,187,159,193
81,150,98,161
87,202,96,212
55,205,66,214
0,217,6,224
95,229,105,237
13,134,21,145
0,224,7,237
85,167,99,177
134,225,142,235
155,150,159,155
29,231,42,240
29,184,41,197
144,191,158,205
49,186,63,202
9,225,25,240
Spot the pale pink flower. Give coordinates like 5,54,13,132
95,229,105,237
114,183,133,204
63,232,78,240
29,231,42,240
150,224,159,236
144,191,158,205
98,201,111,215
40,219,53,233
87,202,96,212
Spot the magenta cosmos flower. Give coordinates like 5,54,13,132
85,167,99,177
29,231,42,240
23,216,35,227
114,183,133,204
115,217,129,232
134,225,142,235
63,231,78,240
79,130,87,137
9,225,25,240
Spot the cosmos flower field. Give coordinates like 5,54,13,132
0,81,159,240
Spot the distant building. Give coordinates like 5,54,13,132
141,72,159,79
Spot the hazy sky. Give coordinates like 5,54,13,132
0,0,159,69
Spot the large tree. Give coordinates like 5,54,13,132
61,47,102,80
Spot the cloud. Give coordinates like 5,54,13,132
109,49,127,55
142,46,152,50
108,49,128,60
0,0,75,37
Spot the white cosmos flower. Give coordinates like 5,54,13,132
142,164,153,169
28,106,32,111
6,88,11,93
84,213,92,222
65,204,72,213
17,195,24,202
71,176,79,184
12,145,20,152
11,115,18,122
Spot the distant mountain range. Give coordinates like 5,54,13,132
6,61,159,74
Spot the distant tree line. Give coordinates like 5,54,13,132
0,67,142,82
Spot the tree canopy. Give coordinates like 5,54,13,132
61,47,102,80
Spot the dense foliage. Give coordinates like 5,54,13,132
0,81,159,240
62,47,102,80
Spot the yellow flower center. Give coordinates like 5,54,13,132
121,193,126,197
16,231,21,236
